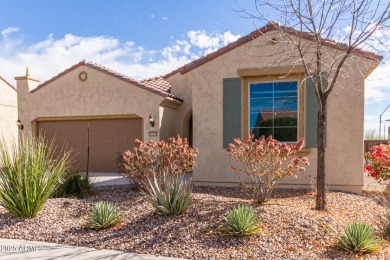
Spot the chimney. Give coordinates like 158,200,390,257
14,67,40,91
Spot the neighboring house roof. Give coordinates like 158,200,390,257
0,75,16,91
260,110,297,121
163,22,383,78
33,60,183,102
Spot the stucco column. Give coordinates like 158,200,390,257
15,68,40,135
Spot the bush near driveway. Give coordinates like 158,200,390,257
0,135,70,218
118,135,198,214
117,135,198,189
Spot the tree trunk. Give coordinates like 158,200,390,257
316,100,327,210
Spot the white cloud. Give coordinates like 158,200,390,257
221,31,240,46
162,17,168,20
365,61,390,103
0,29,242,83
187,30,241,53
1,27,19,38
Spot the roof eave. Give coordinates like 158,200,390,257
0,76,16,91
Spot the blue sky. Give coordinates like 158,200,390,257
0,0,389,134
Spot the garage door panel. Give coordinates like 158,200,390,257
129,122,142,131
102,134,114,144
38,118,142,172
115,121,129,130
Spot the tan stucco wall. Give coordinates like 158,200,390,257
17,66,167,144
159,106,177,141
168,31,372,193
0,79,17,148
166,73,193,139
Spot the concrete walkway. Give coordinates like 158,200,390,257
0,239,185,260
81,172,131,187
83,172,192,187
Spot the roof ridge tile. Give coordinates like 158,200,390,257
162,21,383,79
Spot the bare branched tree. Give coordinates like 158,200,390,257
239,0,389,209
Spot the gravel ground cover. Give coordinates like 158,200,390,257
0,176,390,259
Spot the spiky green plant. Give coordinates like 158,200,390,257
339,222,382,254
53,168,94,198
375,196,390,238
84,202,121,229
379,214,390,237
142,173,193,215
222,205,261,236
0,135,70,218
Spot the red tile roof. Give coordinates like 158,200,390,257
163,22,383,79
0,75,16,91
32,60,182,102
140,77,171,94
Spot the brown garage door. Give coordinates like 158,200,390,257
38,118,142,172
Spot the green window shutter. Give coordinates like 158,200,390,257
305,73,327,148
223,78,242,149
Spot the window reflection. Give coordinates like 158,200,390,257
250,81,298,141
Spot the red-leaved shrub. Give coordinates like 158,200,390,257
227,134,309,203
365,142,390,180
117,135,198,188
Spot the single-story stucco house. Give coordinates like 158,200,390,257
14,23,382,193
0,76,17,148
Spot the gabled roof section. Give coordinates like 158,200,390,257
33,60,182,102
163,22,383,78
0,76,16,91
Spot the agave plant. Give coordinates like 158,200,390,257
85,202,121,229
53,168,94,198
339,222,382,254
142,173,193,215
222,204,261,236
0,135,70,218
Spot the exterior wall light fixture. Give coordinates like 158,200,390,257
149,114,155,127
17,119,24,130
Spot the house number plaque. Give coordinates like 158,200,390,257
148,131,157,137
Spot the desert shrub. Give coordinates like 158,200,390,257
375,196,390,238
339,222,381,254
365,142,390,180
53,168,93,198
227,134,309,203
117,135,198,188
364,130,381,140
84,201,121,229
142,173,193,215
0,135,70,218
378,213,390,238
222,204,261,236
